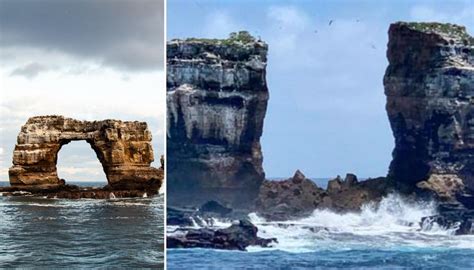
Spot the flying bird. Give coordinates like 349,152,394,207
329,20,334,26
370,44,377,50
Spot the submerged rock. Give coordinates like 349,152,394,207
384,22,474,206
167,32,269,208
8,115,163,191
167,220,276,251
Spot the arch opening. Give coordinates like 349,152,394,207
56,140,108,187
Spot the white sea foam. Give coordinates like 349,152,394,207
165,193,474,251
246,193,474,252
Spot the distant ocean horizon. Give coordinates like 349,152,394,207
1,178,335,188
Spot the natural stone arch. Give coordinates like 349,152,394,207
9,116,162,189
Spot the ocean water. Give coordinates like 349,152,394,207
167,193,474,269
0,181,164,268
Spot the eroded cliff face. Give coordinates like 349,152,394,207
167,32,269,207
9,116,162,190
384,22,474,205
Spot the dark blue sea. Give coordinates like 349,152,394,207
167,179,474,269
0,181,164,268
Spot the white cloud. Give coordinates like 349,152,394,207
203,10,242,38
267,6,310,31
57,166,106,182
10,62,50,79
58,167,102,176
0,58,165,182
266,6,310,54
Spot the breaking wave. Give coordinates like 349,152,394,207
168,193,474,252
247,193,474,252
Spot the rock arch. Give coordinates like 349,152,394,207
9,116,162,189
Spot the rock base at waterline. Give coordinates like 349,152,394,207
167,220,276,251
422,209,474,235
255,170,391,220
0,183,160,199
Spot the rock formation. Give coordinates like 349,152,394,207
8,115,162,190
384,22,474,208
421,210,474,235
255,170,389,220
167,220,276,251
167,31,269,207
255,170,328,220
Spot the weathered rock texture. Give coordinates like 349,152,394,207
9,116,162,190
384,22,474,206
167,220,276,251
167,32,269,207
255,171,389,220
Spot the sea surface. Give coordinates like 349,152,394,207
0,181,164,268
167,180,474,269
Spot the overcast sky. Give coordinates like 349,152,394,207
0,0,165,182
168,0,473,178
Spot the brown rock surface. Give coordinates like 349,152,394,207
8,115,163,190
255,170,327,220
255,171,390,220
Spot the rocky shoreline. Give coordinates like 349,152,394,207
167,220,276,251
0,182,161,199
166,22,474,251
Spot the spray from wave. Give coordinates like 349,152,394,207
246,193,474,252
168,194,474,253
167,193,474,252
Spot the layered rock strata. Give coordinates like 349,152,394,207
384,22,474,208
8,115,162,190
167,32,269,207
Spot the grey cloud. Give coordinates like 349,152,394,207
10,62,49,78
0,0,164,71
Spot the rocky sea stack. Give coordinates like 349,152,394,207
167,23,474,247
384,22,474,212
2,115,163,198
167,31,269,208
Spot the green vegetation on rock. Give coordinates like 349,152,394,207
401,22,471,40
183,31,258,45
